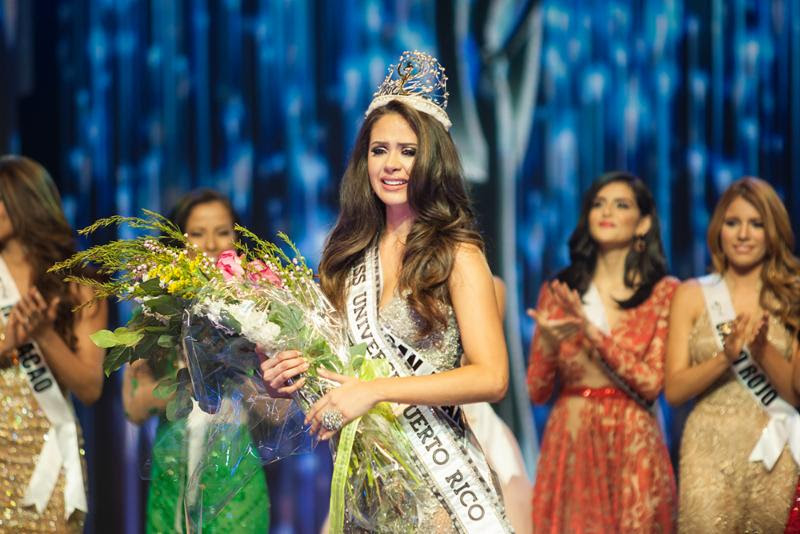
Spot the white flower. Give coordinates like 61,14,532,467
196,297,281,348
228,300,281,347
195,297,225,324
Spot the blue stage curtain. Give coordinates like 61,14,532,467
3,1,800,532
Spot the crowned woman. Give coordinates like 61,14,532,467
261,51,513,533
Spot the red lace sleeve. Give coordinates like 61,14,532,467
527,283,560,404
592,277,679,401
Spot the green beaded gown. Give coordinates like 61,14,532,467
146,415,270,533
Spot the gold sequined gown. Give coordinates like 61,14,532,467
0,364,86,533
678,311,798,533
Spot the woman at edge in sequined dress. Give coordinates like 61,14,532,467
0,155,108,532
261,51,511,533
527,172,677,533
122,189,270,533
786,296,800,533
665,178,800,533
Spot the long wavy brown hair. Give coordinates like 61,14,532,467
319,100,483,336
0,155,82,350
707,177,800,335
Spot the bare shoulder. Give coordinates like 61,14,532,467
670,278,705,319
451,242,489,273
453,242,485,261
674,278,703,298
449,243,491,288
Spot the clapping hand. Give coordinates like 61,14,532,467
528,281,584,342
526,307,582,345
6,287,58,344
528,281,601,348
749,315,769,359
548,281,588,323
721,313,766,363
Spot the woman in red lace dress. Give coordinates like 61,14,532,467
527,172,677,533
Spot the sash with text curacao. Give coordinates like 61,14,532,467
0,256,87,517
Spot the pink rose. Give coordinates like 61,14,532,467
248,259,283,287
216,250,245,280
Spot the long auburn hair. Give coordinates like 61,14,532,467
556,171,668,308
0,155,82,350
707,177,800,335
319,100,483,336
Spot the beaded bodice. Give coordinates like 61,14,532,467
379,293,463,373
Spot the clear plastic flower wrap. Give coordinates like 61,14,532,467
177,309,310,529
182,249,428,532
50,212,427,533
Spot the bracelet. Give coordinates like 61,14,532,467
0,347,19,366
0,328,19,365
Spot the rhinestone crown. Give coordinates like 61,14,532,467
365,50,452,130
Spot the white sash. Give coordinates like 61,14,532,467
0,257,87,517
345,245,510,534
699,273,800,470
583,284,611,335
582,284,654,411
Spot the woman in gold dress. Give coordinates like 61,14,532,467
665,177,800,532
0,155,107,532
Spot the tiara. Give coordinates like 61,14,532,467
365,51,452,130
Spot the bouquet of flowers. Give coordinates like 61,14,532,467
51,211,425,532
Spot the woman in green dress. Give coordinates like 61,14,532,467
123,189,270,533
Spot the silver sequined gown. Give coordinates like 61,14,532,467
340,292,509,533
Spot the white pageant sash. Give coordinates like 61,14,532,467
699,273,800,470
345,246,510,534
582,284,654,411
0,257,87,517
583,285,611,335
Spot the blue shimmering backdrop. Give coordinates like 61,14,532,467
2,0,800,532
